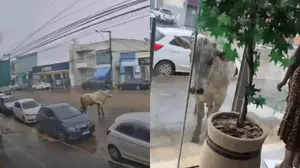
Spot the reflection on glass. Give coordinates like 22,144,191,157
149,0,199,167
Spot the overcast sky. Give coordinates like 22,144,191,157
0,0,150,58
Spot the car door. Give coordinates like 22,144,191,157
131,123,150,165
44,109,57,134
168,36,192,72
37,108,49,132
114,122,138,160
13,102,22,119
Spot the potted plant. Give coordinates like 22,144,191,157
196,0,299,167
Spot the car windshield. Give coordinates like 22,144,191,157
3,97,15,103
22,100,39,109
53,105,82,120
162,9,172,15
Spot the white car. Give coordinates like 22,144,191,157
107,112,149,166
152,8,175,24
153,27,240,77
32,82,51,90
12,98,41,124
0,95,16,110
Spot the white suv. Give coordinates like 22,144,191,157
153,27,240,77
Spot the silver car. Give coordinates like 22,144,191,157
107,112,150,166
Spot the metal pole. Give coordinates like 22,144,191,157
231,46,249,112
177,0,202,167
108,31,113,88
149,17,156,83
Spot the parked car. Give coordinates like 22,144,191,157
153,27,195,75
32,82,51,90
107,112,150,166
118,78,150,90
81,78,111,90
0,95,16,115
12,98,41,124
11,84,22,90
36,103,95,142
0,86,11,95
152,8,175,24
153,27,240,77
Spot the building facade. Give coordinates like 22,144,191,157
32,62,70,88
15,52,38,87
69,38,149,87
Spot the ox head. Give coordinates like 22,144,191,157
103,90,113,97
174,35,225,95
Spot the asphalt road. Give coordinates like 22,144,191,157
9,89,150,168
0,117,131,168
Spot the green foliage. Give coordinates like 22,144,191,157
199,0,300,123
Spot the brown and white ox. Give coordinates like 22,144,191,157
175,35,236,143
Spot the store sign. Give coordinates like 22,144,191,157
41,67,52,72
138,58,150,66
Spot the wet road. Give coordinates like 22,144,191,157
10,89,150,168
0,117,131,168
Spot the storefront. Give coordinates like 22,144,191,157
32,62,70,88
119,53,141,83
136,52,150,81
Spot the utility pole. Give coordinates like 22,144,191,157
150,17,157,83
95,30,113,88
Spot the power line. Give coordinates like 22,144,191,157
10,0,141,54
11,0,146,55
1,0,54,33
48,0,110,25
12,5,149,58
39,14,149,52
11,0,81,54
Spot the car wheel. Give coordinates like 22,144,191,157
58,131,68,142
37,123,44,133
108,145,121,161
22,116,27,124
155,61,175,76
136,85,140,90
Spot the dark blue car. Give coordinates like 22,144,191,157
36,103,95,142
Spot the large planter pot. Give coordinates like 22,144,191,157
199,112,268,168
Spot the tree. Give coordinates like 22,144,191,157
199,0,300,127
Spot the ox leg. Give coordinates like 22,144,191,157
207,90,226,117
97,104,101,119
191,96,205,143
100,105,104,116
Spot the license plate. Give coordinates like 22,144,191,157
82,130,90,135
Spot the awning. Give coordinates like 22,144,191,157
94,67,111,80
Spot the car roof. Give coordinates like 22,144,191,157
1,95,13,99
115,112,149,125
18,98,36,103
45,103,71,109
156,27,194,36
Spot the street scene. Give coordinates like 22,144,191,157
149,0,299,167
0,0,150,167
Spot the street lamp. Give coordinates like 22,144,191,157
94,30,113,88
